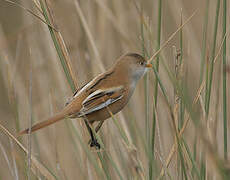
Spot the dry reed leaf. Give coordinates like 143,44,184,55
0,124,56,180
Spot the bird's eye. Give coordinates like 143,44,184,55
139,62,144,65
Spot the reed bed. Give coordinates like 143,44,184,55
0,0,229,179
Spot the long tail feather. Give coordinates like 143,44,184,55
19,112,67,135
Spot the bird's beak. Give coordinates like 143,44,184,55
145,63,152,68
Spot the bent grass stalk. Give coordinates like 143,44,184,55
150,0,162,179
222,0,227,160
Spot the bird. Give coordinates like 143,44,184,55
19,53,152,148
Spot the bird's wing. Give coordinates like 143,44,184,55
78,86,124,116
65,70,115,106
65,82,89,106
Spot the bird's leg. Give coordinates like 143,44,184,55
95,120,105,133
87,120,105,145
83,119,100,149
85,98,107,148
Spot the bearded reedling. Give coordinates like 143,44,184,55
19,53,152,149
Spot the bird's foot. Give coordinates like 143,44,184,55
90,139,101,149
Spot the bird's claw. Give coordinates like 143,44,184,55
90,139,101,149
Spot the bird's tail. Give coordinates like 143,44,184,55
19,111,68,135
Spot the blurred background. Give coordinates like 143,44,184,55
0,0,229,179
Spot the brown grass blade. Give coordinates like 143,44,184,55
0,123,56,180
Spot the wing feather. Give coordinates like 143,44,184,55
78,86,124,116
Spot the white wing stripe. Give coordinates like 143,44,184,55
82,86,123,105
82,89,103,104
79,95,123,116
73,74,103,98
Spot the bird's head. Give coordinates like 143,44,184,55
114,53,152,81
